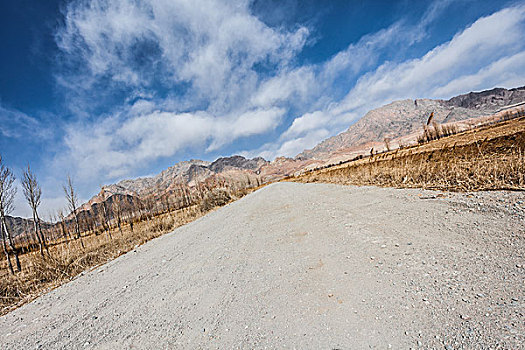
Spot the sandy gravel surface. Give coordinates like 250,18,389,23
1,182,523,349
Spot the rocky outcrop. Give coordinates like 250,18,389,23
113,159,212,195
209,156,267,173
444,86,525,110
110,156,268,196
5,216,52,238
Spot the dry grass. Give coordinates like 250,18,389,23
0,186,259,315
294,117,525,191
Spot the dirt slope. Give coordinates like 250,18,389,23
1,183,523,349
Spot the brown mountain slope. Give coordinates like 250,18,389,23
100,156,268,198
5,216,52,239
74,156,271,213
297,86,525,160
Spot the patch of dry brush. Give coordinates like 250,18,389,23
0,187,256,315
296,118,525,192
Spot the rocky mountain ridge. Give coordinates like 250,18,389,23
444,86,525,110
51,85,525,222
298,86,525,160
103,156,269,197
71,154,310,221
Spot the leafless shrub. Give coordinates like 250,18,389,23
384,137,391,151
418,121,459,144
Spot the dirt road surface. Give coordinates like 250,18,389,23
1,183,523,349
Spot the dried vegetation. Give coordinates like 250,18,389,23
295,115,525,191
0,186,258,315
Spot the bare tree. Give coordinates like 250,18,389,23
98,201,112,239
144,196,156,219
57,208,70,241
46,212,58,243
0,156,21,273
63,176,84,248
0,223,14,274
21,165,49,257
426,111,435,126
112,196,124,235
136,197,150,222
163,193,171,213
179,183,192,208
120,196,134,233
126,200,135,233
101,199,113,239
98,187,114,239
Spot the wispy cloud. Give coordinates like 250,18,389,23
333,4,525,114
0,103,51,139
55,0,308,111
60,104,285,180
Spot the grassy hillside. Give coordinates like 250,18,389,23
294,116,525,191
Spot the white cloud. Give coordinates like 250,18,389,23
275,129,331,158
208,107,285,151
0,104,49,139
62,106,284,180
250,67,317,109
333,4,525,115
56,0,309,112
433,51,525,97
320,23,402,82
281,111,328,139
54,1,525,188
244,127,331,160
54,0,309,181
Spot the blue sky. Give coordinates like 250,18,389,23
1,0,525,217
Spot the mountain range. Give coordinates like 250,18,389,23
298,86,525,161
84,85,525,212
6,85,525,236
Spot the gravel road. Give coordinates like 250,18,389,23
1,182,523,349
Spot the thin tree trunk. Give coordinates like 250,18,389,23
36,213,49,254
59,220,70,244
0,221,14,274
117,216,122,235
102,203,112,240
74,213,84,248
60,221,68,241
32,211,45,257
3,216,21,271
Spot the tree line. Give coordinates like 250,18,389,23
0,155,263,274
